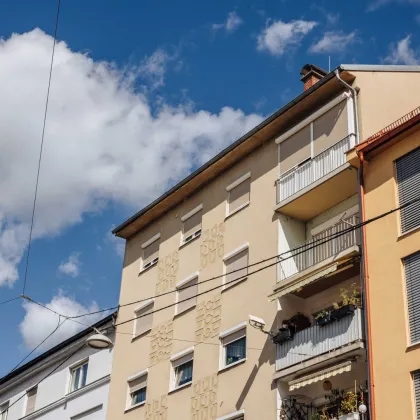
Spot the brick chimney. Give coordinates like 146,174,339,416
300,64,328,91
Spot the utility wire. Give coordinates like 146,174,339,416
0,296,21,306
22,0,62,296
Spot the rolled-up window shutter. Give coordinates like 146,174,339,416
404,252,420,344
413,370,420,419
26,387,37,415
129,375,147,393
225,249,248,288
279,125,311,174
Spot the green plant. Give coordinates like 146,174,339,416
315,309,330,320
340,391,358,415
333,283,361,309
311,406,329,420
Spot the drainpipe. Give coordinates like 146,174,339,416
334,70,375,419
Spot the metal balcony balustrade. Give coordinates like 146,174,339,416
276,308,363,371
278,214,359,282
276,135,354,204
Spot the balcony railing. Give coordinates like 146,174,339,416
276,308,363,371
278,214,359,282
276,135,354,204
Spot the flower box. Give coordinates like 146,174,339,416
331,304,357,321
316,312,333,327
272,327,293,344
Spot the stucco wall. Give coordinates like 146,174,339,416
363,129,420,420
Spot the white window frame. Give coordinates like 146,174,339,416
0,401,9,420
225,172,251,218
180,204,203,246
67,358,89,393
219,322,247,371
133,298,155,338
275,92,356,176
125,369,148,411
169,347,194,392
217,409,245,420
175,272,199,316
222,243,249,290
140,233,160,272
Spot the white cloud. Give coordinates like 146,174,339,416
212,11,243,33
368,0,420,11
138,48,171,89
310,31,357,54
58,252,81,277
19,292,104,351
257,19,317,56
0,29,263,287
384,35,420,64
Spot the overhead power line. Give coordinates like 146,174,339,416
22,0,62,296
0,296,21,306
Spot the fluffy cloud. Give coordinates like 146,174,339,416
19,292,105,350
368,0,420,11
212,11,243,33
384,35,419,64
58,252,81,277
138,48,171,89
310,31,357,53
0,29,263,287
257,19,317,56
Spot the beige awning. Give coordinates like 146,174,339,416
288,361,352,391
268,263,340,302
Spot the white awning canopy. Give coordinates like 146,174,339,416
288,361,352,391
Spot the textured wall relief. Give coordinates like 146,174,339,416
149,321,173,366
191,374,218,420
156,250,179,294
200,223,224,269
195,294,221,343
145,394,168,420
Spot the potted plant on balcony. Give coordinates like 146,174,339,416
338,391,359,420
331,283,361,321
272,323,294,344
315,309,333,327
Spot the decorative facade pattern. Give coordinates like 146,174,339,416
145,394,168,420
200,223,225,269
195,294,222,343
149,321,174,366
191,374,218,420
157,250,179,294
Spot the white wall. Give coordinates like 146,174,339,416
0,331,114,420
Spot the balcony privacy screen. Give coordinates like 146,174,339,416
177,278,198,314
143,239,159,266
404,251,420,344
414,370,420,419
135,302,153,336
279,125,311,174
396,146,420,234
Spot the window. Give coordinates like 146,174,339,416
181,205,202,245
141,233,160,271
70,361,88,392
175,274,198,315
226,173,251,216
413,370,420,419
223,245,249,290
170,349,194,391
396,147,420,234
217,410,245,420
220,324,246,370
0,401,9,420
25,387,38,415
127,372,147,409
133,299,154,337
404,251,420,344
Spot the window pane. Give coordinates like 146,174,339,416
132,387,147,405
175,360,193,387
72,366,81,391
81,363,88,388
226,337,246,365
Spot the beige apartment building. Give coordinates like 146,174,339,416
107,64,420,420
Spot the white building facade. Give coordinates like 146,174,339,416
0,314,115,420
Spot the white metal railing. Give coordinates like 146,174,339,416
276,135,353,204
276,309,363,371
278,214,359,282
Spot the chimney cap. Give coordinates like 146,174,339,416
300,64,328,81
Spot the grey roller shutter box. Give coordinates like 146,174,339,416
404,252,420,344
413,370,420,419
396,147,420,234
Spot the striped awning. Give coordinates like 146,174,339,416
268,263,340,302
288,361,352,391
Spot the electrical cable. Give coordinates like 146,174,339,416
0,296,21,306
21,0,62,296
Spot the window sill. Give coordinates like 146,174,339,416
179,233,201,250
124,401,146,413
222,277,247,292
397,225,420,241
406,341,420,352
168,382,192,394
138,260,158,276
225,202,250,221
218,358,246,373
131,328,152,342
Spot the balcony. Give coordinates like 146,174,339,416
275,135,358,220
278,214,360,283
275,308,364,374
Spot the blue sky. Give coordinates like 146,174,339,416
0,0,419,376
